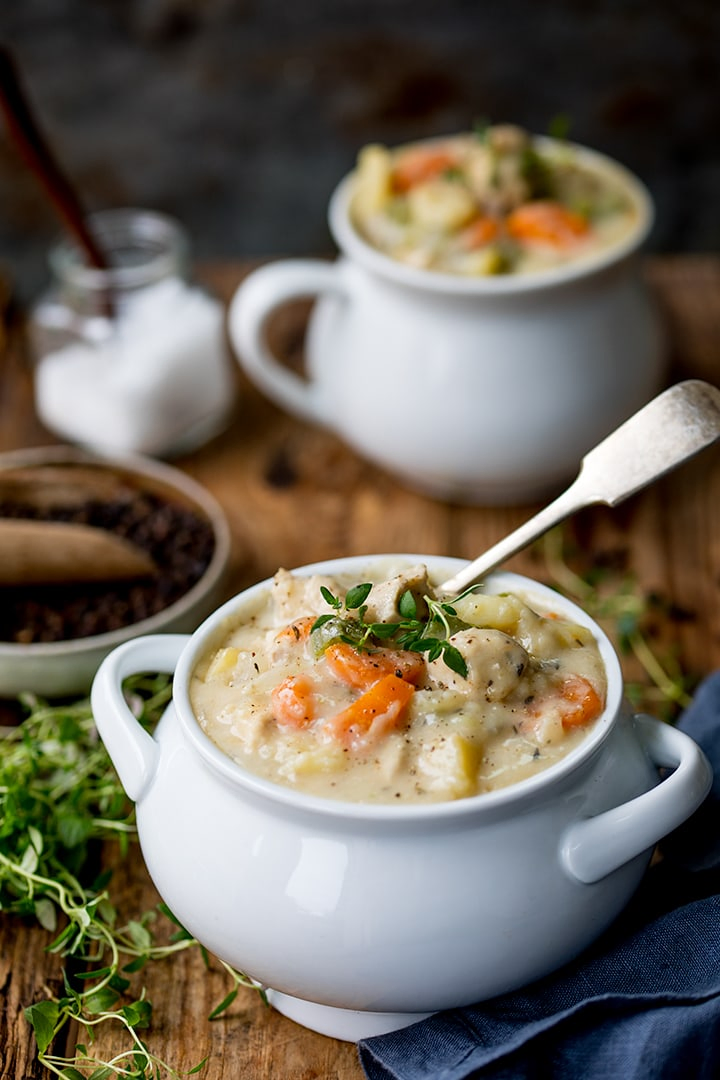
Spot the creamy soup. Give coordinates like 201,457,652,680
349,125,640,277
190,562,607,805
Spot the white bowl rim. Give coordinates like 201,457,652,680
172,553,625,823
329,133,655,296
0,445,231,661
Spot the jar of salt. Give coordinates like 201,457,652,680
29,208,236,457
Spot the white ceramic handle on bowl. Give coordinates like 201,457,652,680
91,634,190,802
561,714,712,884
228,259,345,426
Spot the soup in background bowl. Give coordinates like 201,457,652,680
350,125,641,279
228,130,667,504
90,554,711,1042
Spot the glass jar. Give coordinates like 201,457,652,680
29,208,236,457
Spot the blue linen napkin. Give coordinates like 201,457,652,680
358,672,720,1080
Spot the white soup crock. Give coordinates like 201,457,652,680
90,554,711,1042
227,139,667,505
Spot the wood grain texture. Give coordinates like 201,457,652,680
58,848,362,1080
1,256,719,1078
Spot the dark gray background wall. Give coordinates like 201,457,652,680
1,0,718,304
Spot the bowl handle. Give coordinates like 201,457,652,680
227,259,346,426
90,634,190,803
561,714,712,884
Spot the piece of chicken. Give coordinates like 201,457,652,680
363,564,432,624
426,627,530,701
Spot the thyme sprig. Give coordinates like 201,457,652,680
0,677,264,1079
311,582,477,678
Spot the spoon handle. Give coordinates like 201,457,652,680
438,481,587,596
0,45,108,272
439,380,720,597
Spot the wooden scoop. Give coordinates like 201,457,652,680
0,519,156,585
0,464,140,508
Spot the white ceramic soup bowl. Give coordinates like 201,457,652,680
228,138,667,505
90,554,710,1042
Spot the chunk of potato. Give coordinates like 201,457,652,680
417,732,482,799
353,143,394,217
205,646,240,681
407,179,477,231
280,744,347,779
453,592,525,634
545,620,596,650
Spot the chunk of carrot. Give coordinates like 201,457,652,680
324,641,425,689
558,675,604,729
392,147,460,192
271,674,316,729
506,200,590,249
458,215,500,249
273,616,315,649
325,674,415,745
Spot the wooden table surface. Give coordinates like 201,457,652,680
1,255,719,1079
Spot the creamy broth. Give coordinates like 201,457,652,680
190,562,607,805
349,126,640,278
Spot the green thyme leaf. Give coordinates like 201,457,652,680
34,897,57,932
126,919,153,951
398,590,418,619
57,812,93,849
84,986,120,1014
157,901,183,926
122,954,148,974
425,641,443,662
25,999,59,1053
345,583,372,609
441,644,469,678
208,987,238,1020
58,1067,85,1080
75,967,112,981
120,998,152,1028
319,585,341,609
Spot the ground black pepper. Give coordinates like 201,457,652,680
0,493,215,644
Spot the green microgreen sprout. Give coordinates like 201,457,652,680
0,677,264,1079
540,525,694,718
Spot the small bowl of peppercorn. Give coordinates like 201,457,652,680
0,446,232,699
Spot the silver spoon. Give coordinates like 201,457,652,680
439,379,720,597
